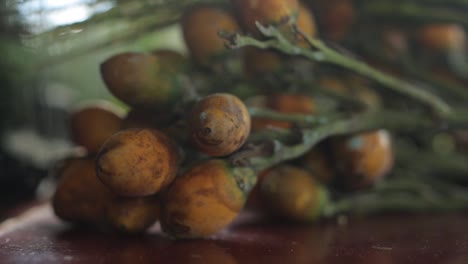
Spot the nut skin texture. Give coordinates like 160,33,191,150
252,93,315,130
53,157,114,226
232,0,299,37
96,128,180,197
160,159,246,239
100,52,183,110
189,93,251,157
332,130,394,190
106,195,160,233
70,101,124,154
260,166,328,222
418,24,466,52
182,5,240,67
53,157,161,233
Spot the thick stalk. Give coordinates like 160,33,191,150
223,25,452,116
248,107,339,126
246,110,436,173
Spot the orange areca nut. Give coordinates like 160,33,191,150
182,5,240,68
70,100,124,154
189,93,251,157
160,159,256,238
418,23,466,52
106,195,160,233
260,165,329,222
296,2,317,47
96,128,180,197
52,157,114,226
232,0,299,37
252,93,315,130
332,130,394,190
100,52,184,110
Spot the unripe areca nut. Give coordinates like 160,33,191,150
96,128,180,197
189,93,251,157
100,52,184,110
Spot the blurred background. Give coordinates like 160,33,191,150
0,0,188,211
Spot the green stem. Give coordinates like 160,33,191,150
247,110,429,173
322,50,451,116
323,179,468,217
395,142,468,182
224,24,452,116
248,107,339,126
401,60,468,101
314,85,367,110
244,107,468,174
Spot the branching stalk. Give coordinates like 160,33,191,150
222,23,452,116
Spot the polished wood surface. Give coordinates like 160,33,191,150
0,204,467,264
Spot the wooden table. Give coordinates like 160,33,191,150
0,203,467,264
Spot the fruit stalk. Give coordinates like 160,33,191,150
244,109,468,174
222,23,452,116
322,178,468,217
